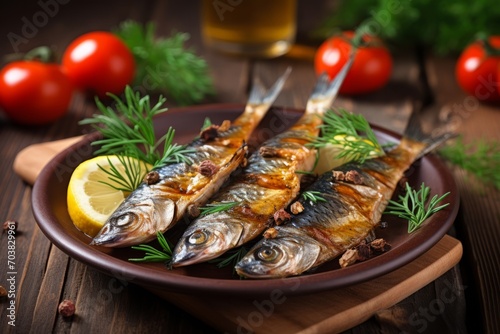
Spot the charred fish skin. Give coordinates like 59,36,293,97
90,69,291,248
171,115,319,266
171,55,356,267
235,112,453,279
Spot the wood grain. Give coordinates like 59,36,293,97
424,55,500,334
153,236,462,334
13,136,84,185
0,1,490,333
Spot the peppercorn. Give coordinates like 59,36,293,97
3,220,17,232
0,285,7,298
58,299,75,317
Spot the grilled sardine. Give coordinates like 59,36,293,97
235,111,453,278
90,70,291,247
171,56,355,266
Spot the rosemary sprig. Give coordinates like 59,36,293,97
209,246,249,269
438,136,500,190
97,155,149,193
301,191,327,204
385,182,450,233
310,109,384,163
115,20,214,105
199,201,241,216
128,232,172,262
80,86,193,168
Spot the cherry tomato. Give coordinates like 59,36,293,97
314,31,393,95
455,36,500,102
0,61,73,125
62,31,135,98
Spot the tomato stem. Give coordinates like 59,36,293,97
3,46,56,65
476,33,500,57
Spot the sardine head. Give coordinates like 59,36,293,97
235,229,321,278
90,194,175,248
171,217,244,267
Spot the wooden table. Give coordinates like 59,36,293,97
1,1,498,333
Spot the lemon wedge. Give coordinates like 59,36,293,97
313,135,382,174
67,155,151,237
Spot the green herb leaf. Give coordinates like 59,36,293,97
97,155,150,193
209,246,249,270
301,191,327,204
115,20,214,105
201,117,213,131
199,201,241,216
80,86,191,169
385,182,450,233
128,232,173,262
438,136,500,190
310,109,384,163
316,0,500,55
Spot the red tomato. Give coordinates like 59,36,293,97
314,31,393,95
0,61,73,125
62,31,135,98
455,36,500,102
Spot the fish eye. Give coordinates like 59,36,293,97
188,229,208,245
113,213,137,227
256,246,281,262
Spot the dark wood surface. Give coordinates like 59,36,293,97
0,0,498,333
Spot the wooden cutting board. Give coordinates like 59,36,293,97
14,137,463,334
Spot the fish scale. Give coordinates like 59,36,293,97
89,69,291,247
235,115,453,278
171,54,356,267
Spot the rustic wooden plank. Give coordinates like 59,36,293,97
9,224,52,334
29,245,70,333
424,55,500,334
152,235,462,334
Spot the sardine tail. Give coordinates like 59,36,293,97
403,106,455,159
247,67,291,106
306,51,355,114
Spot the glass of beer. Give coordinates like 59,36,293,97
201,0,297,58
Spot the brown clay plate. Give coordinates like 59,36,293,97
32,104,459,297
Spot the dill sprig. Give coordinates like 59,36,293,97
201,117,213,131
115,20,214,105
80,86,193,168
199,201,241,216
97,155,150,193
209,246,249,269
310,109,385,164
301,191,327,204
438,136,500,190
385,182,450,233
128,232,172,262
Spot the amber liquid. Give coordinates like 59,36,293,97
202,0,297,57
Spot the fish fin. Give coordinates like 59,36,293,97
403,106,456,159
247,67,291,106
306,51,355,114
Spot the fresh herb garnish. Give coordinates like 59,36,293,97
199,201,241,216
80,86,193,168
439,136,500,190
97,155,149,193
200,117,213,131
296,170,316,175
385,182,450,233
310,109,384,163
301,191,327,204
128,232,172,262
115,20,214,105
316,0,500,55
209,246,249,269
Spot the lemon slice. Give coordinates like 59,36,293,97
313,135,382,174
67,155,151,237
